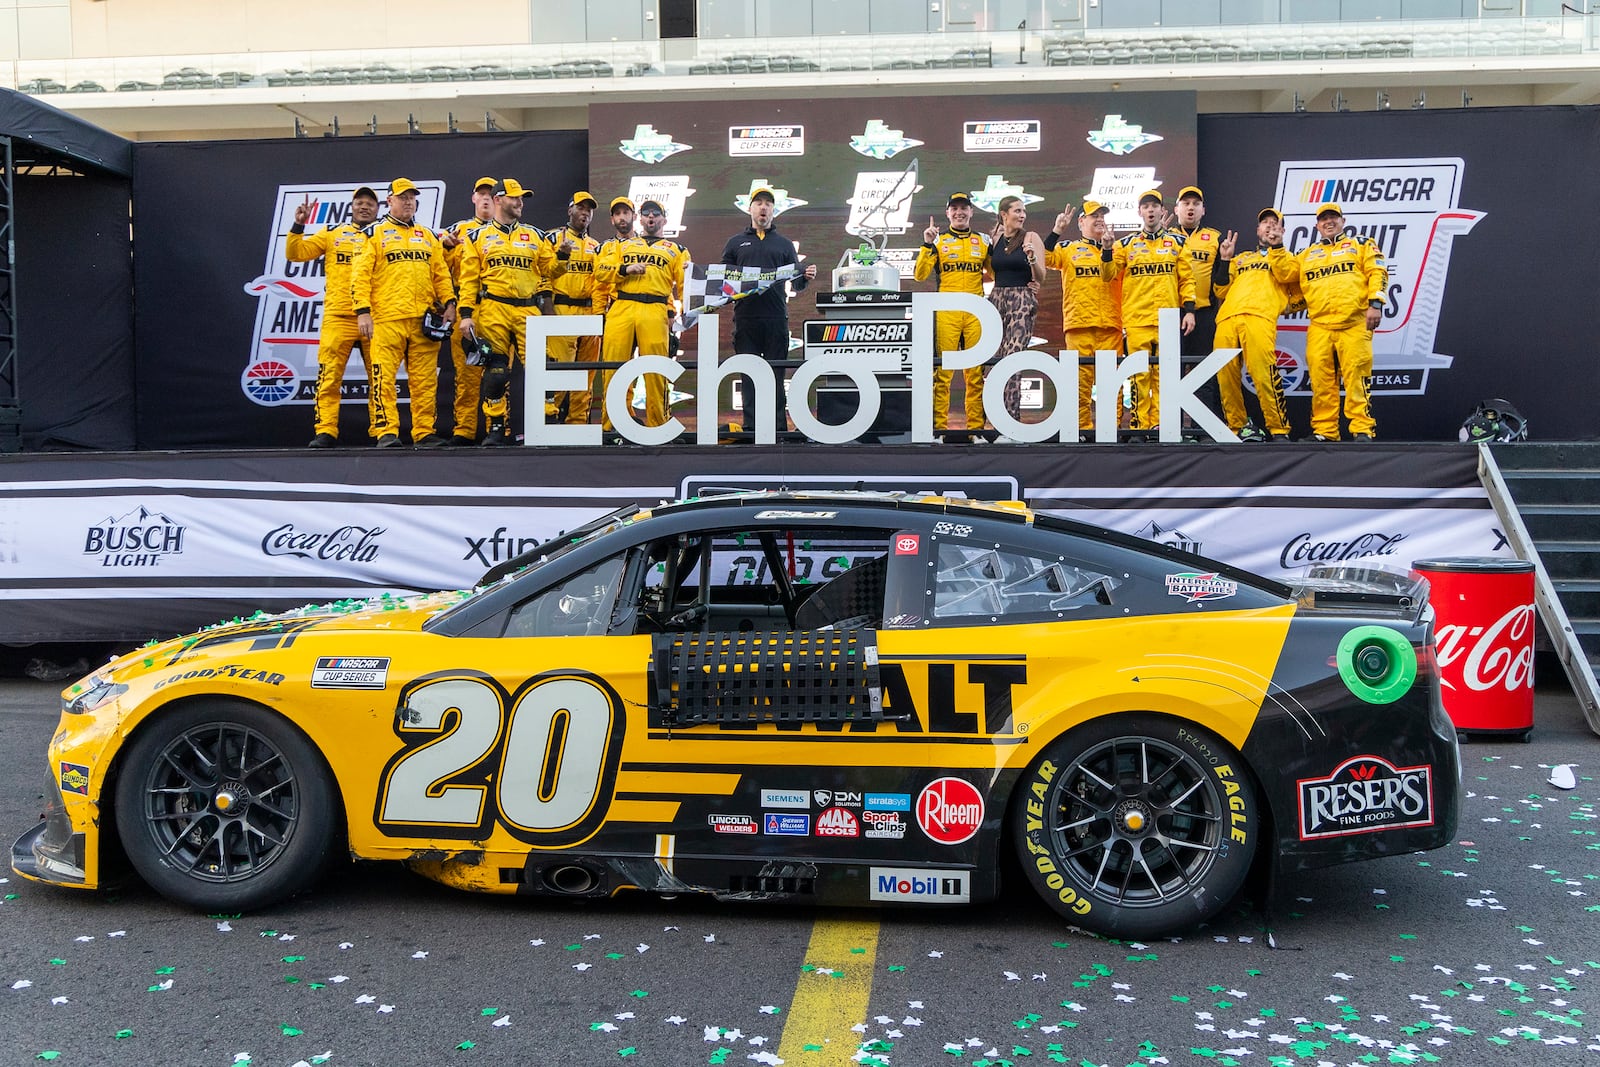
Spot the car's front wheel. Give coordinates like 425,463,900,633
1013,714,1259,939
114,700,341,911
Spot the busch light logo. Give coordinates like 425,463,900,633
243,181,445,407
84,506,187,568
262,523,383,564
1297,755,1433,839
1275,157,1484,397
1134,519,1201,555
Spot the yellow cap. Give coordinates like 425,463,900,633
1138,189,1163,205
749,186,776,202
1316,202,1343,217
1258,207,1283,222
1177,185,1204,201
1082,199,1109,216
569,190,598,208
473,176,497,190
388,177,418,196
610,196,635,212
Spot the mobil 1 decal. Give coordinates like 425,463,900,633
1272,157,1483,399
1297,755,1434,839
647,654,1027,738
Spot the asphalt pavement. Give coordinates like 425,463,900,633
0,672,1596,1066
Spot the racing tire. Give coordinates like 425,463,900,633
113,700,342,911
1012,714,1258,939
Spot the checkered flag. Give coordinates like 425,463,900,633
680,262,799,329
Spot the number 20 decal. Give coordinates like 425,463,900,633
375,669,626,848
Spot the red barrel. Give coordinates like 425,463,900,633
1413,556,1536,738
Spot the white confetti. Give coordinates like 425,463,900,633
704,934,716,943
594,1022,619,1033
493,1016,512,1027
748,1052,782,1065
279,934,297,941
233,1055,251,1065
530,939,545,947
748,1035,767,1046
637,943,650,953
339,942,353,950
574,963,592,971
615,1012,635,1020
902,1017,922,1026
216,921,232,933
664,1016,687,1026
761,1006,781,1015
377,1004,394,1014
1548,765,1577,790
74,936,94,942
584,933,601,940
1032,973,1047,981
928,950,943,958
151,979,173,991
51,996,69,1005
411,950,428,959
355,995,376,1004
108,930,126,937
329,975,349,983
1003,971,1021,981
908,1001,923,1009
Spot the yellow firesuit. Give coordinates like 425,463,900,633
913,228,992,432
1212,246,1300,437
1176,224,1222,309
1107,229,1196,430
1045,237,1120,433
285,221,368,439
443,214,491,438
546,227,603,424
1294,232,1387,439
596,235,688,429
457,219,550,430
350,218,454,442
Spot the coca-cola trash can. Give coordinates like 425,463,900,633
1413,556,1536,741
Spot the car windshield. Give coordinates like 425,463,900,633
426,503,647,623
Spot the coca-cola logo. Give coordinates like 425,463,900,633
1279,531,1407,570
262,523,383,563
1435,604,1535,693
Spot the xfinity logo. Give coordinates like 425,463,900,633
868,867,970,903
262,523,383,563
463,527,543,566
1279,531,1407,570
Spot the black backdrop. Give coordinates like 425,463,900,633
113,107,1600,449
17,172,134,450
1198,106,1600,442
131,131,587,448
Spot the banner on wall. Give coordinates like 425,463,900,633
0,445,1504,643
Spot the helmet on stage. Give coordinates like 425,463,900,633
1459,398,1527,443
462,332,496,368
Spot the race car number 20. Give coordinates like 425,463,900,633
375,670,626,847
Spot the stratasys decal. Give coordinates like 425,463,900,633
1297,755,1434,840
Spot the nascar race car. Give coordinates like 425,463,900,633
14,492,1460,938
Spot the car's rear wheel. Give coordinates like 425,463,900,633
114,700,341,911
1013,714,1258,939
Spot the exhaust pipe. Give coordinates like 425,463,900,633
543,863,600,895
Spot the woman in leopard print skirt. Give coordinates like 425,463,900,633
987,195,1048,431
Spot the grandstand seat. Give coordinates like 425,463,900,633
1172,45,1195,61
67,80,106,93
117,80,159,91
1151,46,1175,62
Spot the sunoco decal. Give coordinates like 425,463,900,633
311,656,391,690
60,762,90,796
1164,572,1238,603
1297,755,1434,840
869,867,969,903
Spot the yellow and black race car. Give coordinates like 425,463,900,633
14,492,1460,938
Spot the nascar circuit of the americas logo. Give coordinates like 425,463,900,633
1270,157,1484,399
240,181,446,407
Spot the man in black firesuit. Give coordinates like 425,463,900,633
719,186,816,434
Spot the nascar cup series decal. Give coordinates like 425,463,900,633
1273,157,1483,398
728,126,804,157
243,181,445,406
311,656,390,690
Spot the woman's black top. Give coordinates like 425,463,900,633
990,232,1033,287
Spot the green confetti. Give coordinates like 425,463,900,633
49,959,65,966
284,976,301,984
1389,956,1406,962
618,1050,638,1058
154,967,175,975
887,964,906,972
457,1040,476,1050
282,956,306,963
481,1008,498,1016
1170,995,1191,1003
850,947,866,954
591,1022,609,1031
565,944,583,951
629,990,649,998
709,1050,731,1065
114,1029,134,1039
606,953,624,960
36,1054,61,1062
281,1025,303,1037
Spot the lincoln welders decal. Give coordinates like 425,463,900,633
1297,755,1434,839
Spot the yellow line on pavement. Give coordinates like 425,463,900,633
775,914,880,1064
